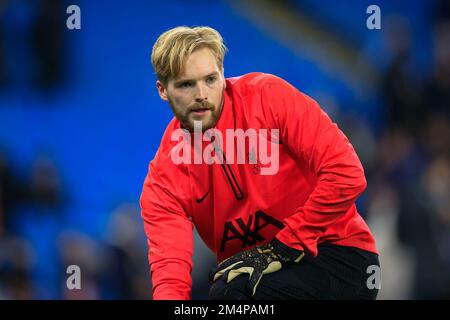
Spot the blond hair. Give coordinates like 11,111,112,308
151,26,227,84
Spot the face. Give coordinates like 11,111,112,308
156,47,226,131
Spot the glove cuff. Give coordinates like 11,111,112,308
270,237,305,262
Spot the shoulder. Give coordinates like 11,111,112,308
226,72,310,102
153,118,182,165
141,122,191,215
226,72,314,113
145,118,189,189
226,72,288,91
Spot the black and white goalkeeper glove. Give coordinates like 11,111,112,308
209,238,305,296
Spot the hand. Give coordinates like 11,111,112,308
209,238,305,296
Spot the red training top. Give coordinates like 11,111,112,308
140,72,378,300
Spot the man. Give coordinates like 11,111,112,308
140,26,380,300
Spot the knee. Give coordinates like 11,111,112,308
208,276,250,300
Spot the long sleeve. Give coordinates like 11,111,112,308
260,76,367,257
140,162,194,299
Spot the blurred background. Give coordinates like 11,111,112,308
0,0,449,299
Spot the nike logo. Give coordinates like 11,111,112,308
196,188,210,203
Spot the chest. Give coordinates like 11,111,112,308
186,139,316,255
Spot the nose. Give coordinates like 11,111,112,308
195,82,208,102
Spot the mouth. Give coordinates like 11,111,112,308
190,108,211,116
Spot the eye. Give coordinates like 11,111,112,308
178,81,194,88
206,76,216,84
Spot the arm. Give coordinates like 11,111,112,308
262,75,367,257
140,163,194,299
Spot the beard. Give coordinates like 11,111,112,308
169,94,224,132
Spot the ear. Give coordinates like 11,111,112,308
222,67,226,89
156,80,168,101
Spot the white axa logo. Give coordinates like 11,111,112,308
170,121,279,175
